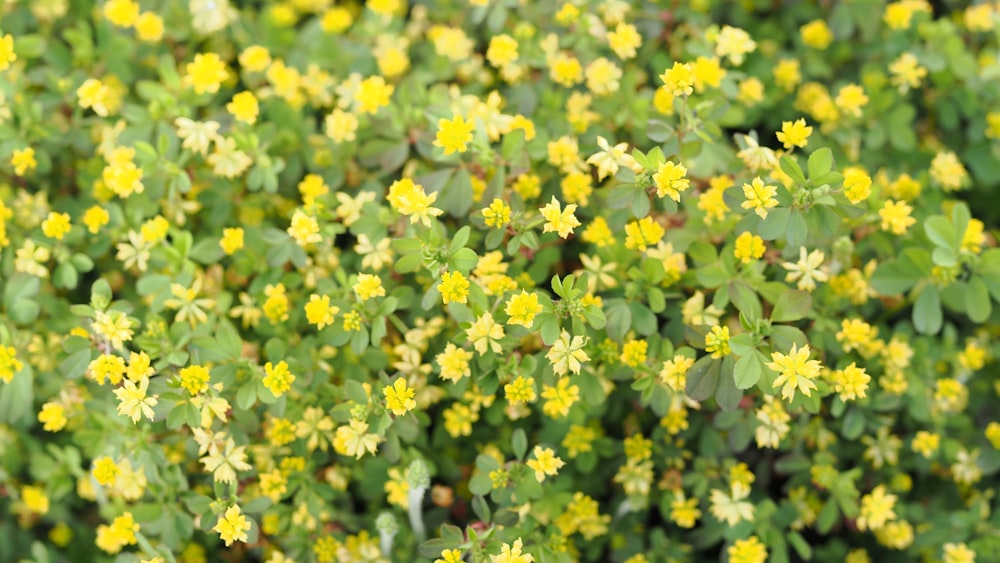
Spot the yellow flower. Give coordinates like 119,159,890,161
667,492,700,528
263,361,296,397
487,34,519,67
383,378,417,415
857,485,897,531
443,402,477,437
354,273,385,302
505,290,543,328
843,168,872,204
41,212,71,240
728,536,767,563
607,23,641,59
766,344,822,400
185,53,230,95
135,12,164,41
113,377,158,423
491,538,534,563
776,118,812,149
11,147,37,176
20,485,49,515
653,161,690,201
0,34,16,71
386,178,443,227
38,402,67,431
715,25,757,65
239,46,272,72
912,430,940,458
781,247,828,292
219,227,244,255
103,0,139,27
226,91,259,125
526,446,565,483
334,419,381,458
438,271,470,305
741,177,778,218
93,456,120,486
436,343,473,382
482,198,511,228
96,512,139,554
466,312,505,354
734,232,765,264
325,108,359,143
705,325,731,358
305,294,338,329
179,364,211,395
660,62,694,97
835,84,868,118
549,53,583,87
287,209,322,246
321,7,353,33
621,339,648,368
709,484,755,526
943,543,976,563
214,505,252,547
800,19,834,49
504,375,536,404
82,205,110,234
889,52,927,93
90,354,126,386
539,197,581,239
831,363,870,401
929,151,969,191
692,56,725,92
624,217,665,252
354,75,394,115
435,114,475,155
436,548,464,563
546,331,589,376
884,2,915,29
541,377,580,418
879,200,915,235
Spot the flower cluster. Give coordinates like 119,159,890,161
1,1,1000,562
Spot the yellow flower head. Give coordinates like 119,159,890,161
435,114,475,155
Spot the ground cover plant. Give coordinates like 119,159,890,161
2,0,1000,561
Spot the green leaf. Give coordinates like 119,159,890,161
951,202,971,243
235,382,258,410
770,289,812,322
733,351,764,390
91,278,113,308
61,348,92,380
449,248,478,272
419,539,456,559
807,148,833,180
786,210,808,249
779,155,806,185
758,208,791,241
345,380,369,405
685,356,720,401
841,408,865,440
787,531,813,561
468,473,492,496
512,428,527,460
715,357,742,411
493,508,519,527
913,285,943,335
729,281,762,321
966,276,991,323
924,215,956,249
471,495,491,524
0,364,32,423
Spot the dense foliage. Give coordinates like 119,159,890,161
2,1,1000,562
